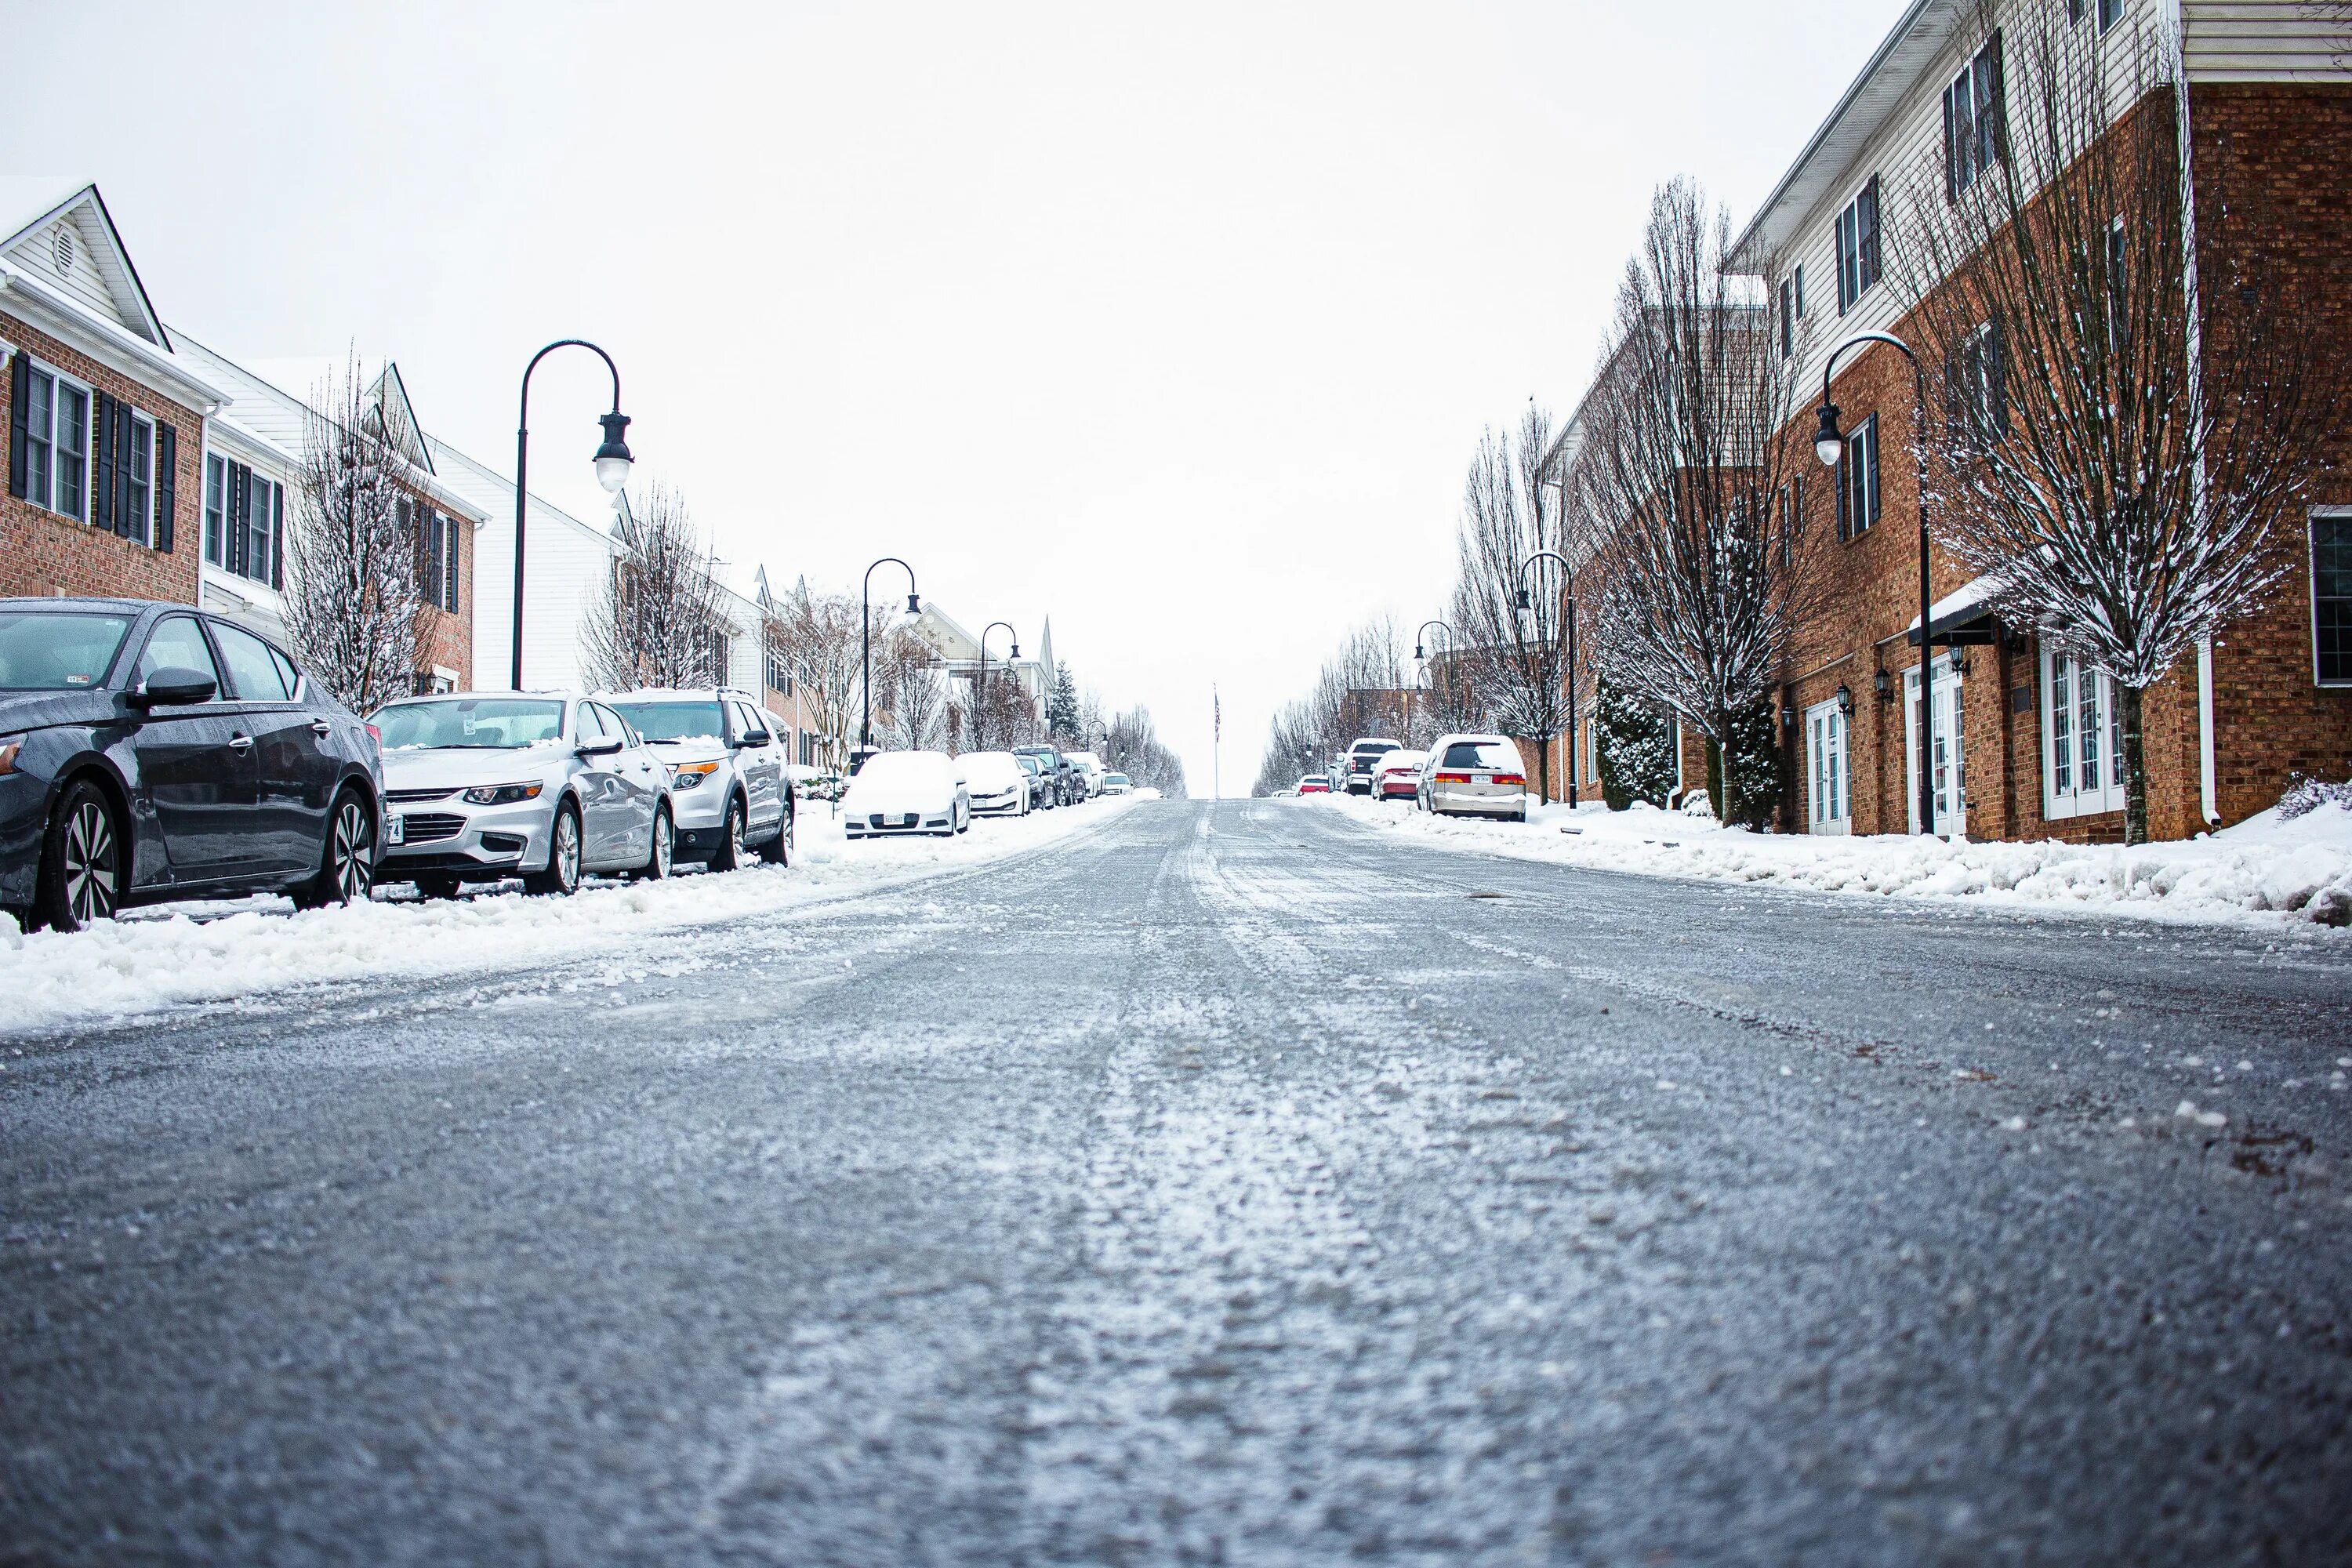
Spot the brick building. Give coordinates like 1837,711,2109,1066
1559,0,2349,840
2,183,219,609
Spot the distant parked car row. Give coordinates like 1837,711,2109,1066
1294,731,1530,822
840,742,1127,839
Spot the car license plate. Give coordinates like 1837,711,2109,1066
1472,773,1493,786
387,814,405,845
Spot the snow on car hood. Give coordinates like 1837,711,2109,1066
841,779,956,815
382,744,571,792
641,736,726,767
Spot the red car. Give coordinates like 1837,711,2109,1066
1373,750,1426,801
1297,775,1332,794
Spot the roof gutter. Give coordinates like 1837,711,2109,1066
0,263,228,412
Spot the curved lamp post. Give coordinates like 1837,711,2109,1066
978,620,1018,749
858,557,920,766
1412,619,1454,753
514,340,631,691
1813,331,1936,838
1513,550,1577,808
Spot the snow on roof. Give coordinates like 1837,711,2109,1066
1903,574,2002,636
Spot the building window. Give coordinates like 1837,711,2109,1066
1835,176,1881,313
2314,513,2352,686
2099,0,2122,31
207,455,281,586
1836,412,1880,541
125,412,153,544
2045,648,2125,817
205,454,227,564
765,649,793,695
16,362,90,520
1944,33,2005,200
1807,699,1849,833
1778,267,1805,358
1953,321,2009,443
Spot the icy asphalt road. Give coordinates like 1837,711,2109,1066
5,800,2350,1567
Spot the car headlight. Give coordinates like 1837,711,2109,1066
0,737,20,776
670,760,720,790
462,781,545,806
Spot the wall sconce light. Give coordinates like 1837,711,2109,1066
1948,646,1971,677
1872,668,1892,700
1835,682,1854,717
1780,703,1797,735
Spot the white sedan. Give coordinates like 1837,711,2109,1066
843,750,971,838
959,750,1032,817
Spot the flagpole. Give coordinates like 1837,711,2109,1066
1213,684,1221,804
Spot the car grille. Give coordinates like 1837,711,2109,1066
400,813,466,844
867,812,920,829
387,788,457,804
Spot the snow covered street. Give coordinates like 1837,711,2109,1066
0,794,1145,1040
5,798,2349,1564
1310,788,2352,932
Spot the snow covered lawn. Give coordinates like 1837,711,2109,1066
0,796,1147,1039
1309,790,2352,934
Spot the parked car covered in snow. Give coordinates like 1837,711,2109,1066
1065,750,1106,798
369,691,673,898
1297,775,1331,795
0,598,384,932
959,750,1032,817
843,750,970,838
1014,752,1055,810
1101,771,1131,795
1014,744,1080,807
1372,750,1425,802
1344,737,1400,796
603,687,792,870
1419,733,1529,822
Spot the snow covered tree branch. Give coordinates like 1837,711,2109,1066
282,352,429,715
581,483,730,693
1450,405,1574,802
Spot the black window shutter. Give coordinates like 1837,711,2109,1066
270,483,284,590
154,421,176,553
114,403,137,539
1984,32,2006,165
1836,448,1851,539
1943,83,1958,202
93,392,117,533
7,349,28,499
229,461,249,576
1861,177,1881,287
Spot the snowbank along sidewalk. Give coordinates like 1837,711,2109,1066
1308,789,2352,934
0,795,1148,1039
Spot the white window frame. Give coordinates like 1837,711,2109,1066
204,452,227,566
1835,177,1881,314
20,358,94,522
2042,647,2125,819
123,411,154,546
1806,698,1850,835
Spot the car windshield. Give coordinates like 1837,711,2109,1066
0,609,134,690
373,698,567,750
1441,741,1515,770
608,700,725,743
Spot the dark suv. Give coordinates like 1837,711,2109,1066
1013,744,1080,807
0,598,385,931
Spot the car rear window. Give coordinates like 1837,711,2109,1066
1441,742,1515,770
0,609,134,689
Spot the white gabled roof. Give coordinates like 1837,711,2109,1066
0,180,169,347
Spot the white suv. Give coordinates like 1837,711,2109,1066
602,688,793,869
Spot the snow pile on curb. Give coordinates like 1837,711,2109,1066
1308,791,2352,931
0,796,1146,1038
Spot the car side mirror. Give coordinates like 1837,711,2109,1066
575,737,624,757
131,667,219,708
735,729,771,749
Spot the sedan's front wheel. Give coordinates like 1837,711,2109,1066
524,803,583,897
36,779,122,933
294,789,376,909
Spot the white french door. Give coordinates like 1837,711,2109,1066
1806,700,1849,834
2043,650,2125,820
1904,659,1966,837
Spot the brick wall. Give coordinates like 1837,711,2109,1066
2,310,201,605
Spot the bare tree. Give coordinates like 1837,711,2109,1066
1890,0,2343,842
1102,705,1188,797
967,666,1038,750
1567,179,1807,827
1450,405,1574,801
282,354,428,713
582,482,730,691
767,577,862,773
877,627,951,750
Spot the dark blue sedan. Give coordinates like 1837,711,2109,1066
0,597,385,932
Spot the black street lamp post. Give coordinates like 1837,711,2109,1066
858,557,920,768
977,621,1018,750
1513,550,1577,808
1412,619,1454,749
514,340,631,691
1814,332,1937,838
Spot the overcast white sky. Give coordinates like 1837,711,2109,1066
16,0,1895,795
